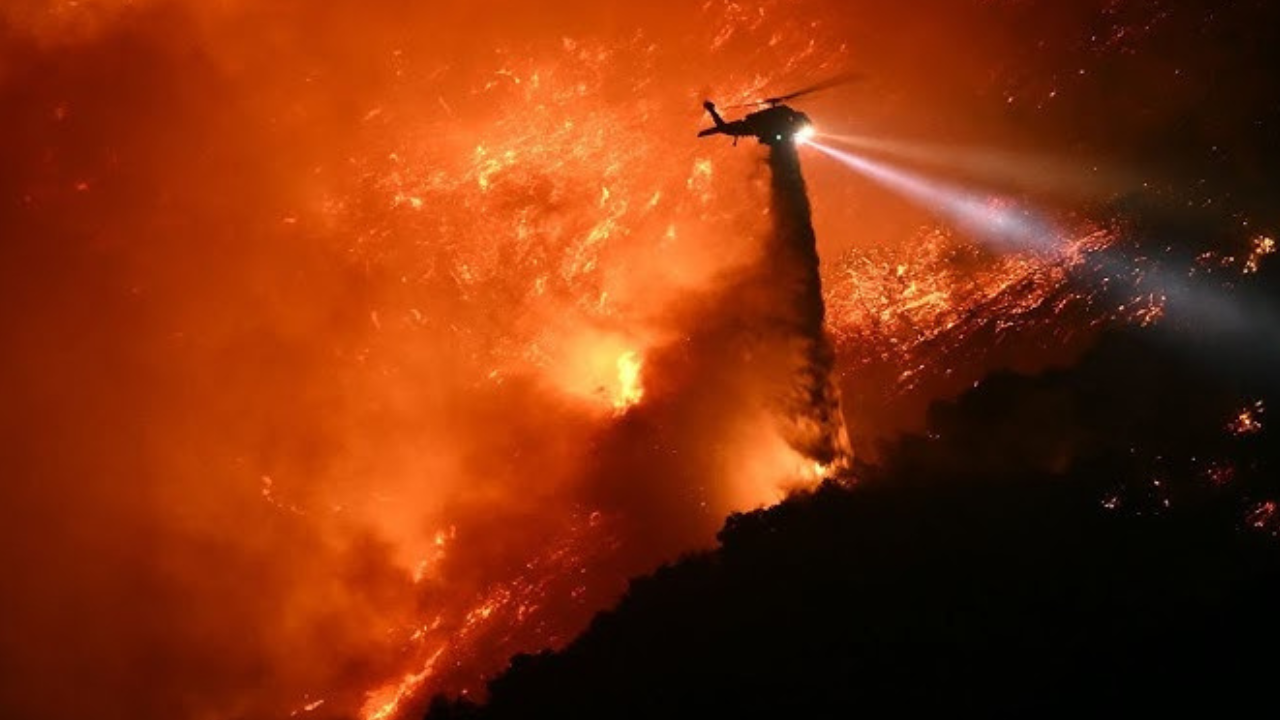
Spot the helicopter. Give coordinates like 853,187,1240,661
697,73,859,146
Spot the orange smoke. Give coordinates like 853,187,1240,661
0,2,1148,720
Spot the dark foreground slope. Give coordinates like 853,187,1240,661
426,328,1280,719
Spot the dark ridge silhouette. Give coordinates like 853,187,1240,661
763,140,852,469
425,325,1280,718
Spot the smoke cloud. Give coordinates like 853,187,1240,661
3,2,1275,719
0,3,859,718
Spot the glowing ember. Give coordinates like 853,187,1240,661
1244,236,1276,275
1204,463,1236,487
259,475,307,516
1228,401,1265,436
290,698,326,717
1247,501,1279,536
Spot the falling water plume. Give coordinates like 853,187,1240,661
761,139,853,474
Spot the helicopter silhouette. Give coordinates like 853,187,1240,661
698,73,860,146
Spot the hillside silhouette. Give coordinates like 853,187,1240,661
426,323,1280,718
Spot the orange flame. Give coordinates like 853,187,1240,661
1245,235,1276,275
0,4,1190,720
613,350,645,412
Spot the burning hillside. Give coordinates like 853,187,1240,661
2,2,1277,720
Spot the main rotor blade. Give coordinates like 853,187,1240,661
766,71,865,104
719,71,864,110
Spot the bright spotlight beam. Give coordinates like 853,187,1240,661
814,132,1137,199
803,139,1280,370
805,139,1063,254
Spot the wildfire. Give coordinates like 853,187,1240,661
826,224,1120,397
361,650,445,720
613,350,645,413
4,3,1244,720
353,509,619,720
410,527,457,583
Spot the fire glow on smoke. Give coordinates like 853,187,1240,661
2,3,1272,720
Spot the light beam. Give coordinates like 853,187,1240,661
814,132,1137,199
804,140,1280,366
805,140,1064,254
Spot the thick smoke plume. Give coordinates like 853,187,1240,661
0,4,862,718
4,2,1274,720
